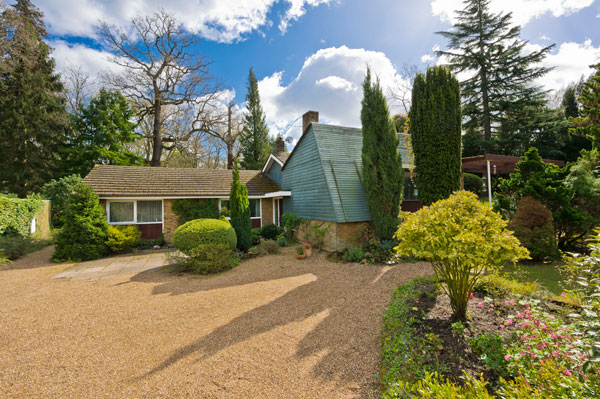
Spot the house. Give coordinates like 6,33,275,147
83,111,416,250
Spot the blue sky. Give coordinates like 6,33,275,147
31,0,600,141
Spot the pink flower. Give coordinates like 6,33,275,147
521,335,526,341
504,354,511,361
517,313,524,319
488,309,493,313
510,300,515,305
561,292,567,298
490,304,495,308
507,320,513,326
530,353,536,359
478,302,483,308
500,325,505,329
470,293,475,300
505,300,510,305
563,369,572,377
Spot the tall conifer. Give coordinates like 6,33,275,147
572,64,600,149
410,66,462,206
360,68,403,240
240,68,271,170
229,159,252,251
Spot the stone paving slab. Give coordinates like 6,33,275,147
53,251,169,281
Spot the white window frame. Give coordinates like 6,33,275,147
218,198,262,221
106,199,164,226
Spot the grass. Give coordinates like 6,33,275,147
501,261,565,296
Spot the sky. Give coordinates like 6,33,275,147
29,0,600,143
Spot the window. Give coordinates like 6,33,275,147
109,202,134,223
107,200,162,224
137,201,162,223
219,199,261,218
403,178,419,201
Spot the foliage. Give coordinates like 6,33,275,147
343,246,366,263
281,213,301,239
0,194,43,236
361,67,404,240
384,371,494,399
494,148,589,249
62,89,142,177
229,159,252,251
53,183,108,261
463,173,483,194
572,63,600,149
392,113,408,133
174,244,237,275
436,0,552,150
40,174,82,228
508,196,559,260
251,228,261,245
0,0,69,196
276,235,288,247
240,68,271,170
250,240,280,256
307,223,328,252
394,191,529,320
0,235,51,260
172,218,237,256
260,223,281,240
133,236,166,249
105,225,141,253
468,333,509,379
473,274,539,298
172,198,219,225
410,66,462,206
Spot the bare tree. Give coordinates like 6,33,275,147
388,63,419,115
196,102,243,169
61,64,93,114
98,10,219,166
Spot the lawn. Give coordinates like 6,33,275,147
502,261,565,296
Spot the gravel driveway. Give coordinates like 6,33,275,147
0,246,432,399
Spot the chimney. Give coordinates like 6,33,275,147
302,111,319,133
275,135,285,153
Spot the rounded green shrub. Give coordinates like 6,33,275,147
508,196,559,260
172,218,237,255
105,225,141,253
260,223,281,240
183,244,235,274
463,173,483,194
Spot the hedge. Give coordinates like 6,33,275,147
172,218,237,255
0,194,43,236
172,198,219,225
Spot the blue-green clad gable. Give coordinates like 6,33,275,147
266,161,282,186
281,127,337,221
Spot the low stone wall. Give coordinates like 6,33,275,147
296,219,370,252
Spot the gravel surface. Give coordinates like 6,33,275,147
0,246,432,399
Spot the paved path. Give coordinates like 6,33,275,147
53,251,168,281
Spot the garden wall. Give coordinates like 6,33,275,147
297,219,369,252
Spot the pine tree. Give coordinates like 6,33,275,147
0,0,69,196
572,64,600,149
436,0,553,152
240,68,271,170
229,159,252,251
360,68,403,240
409,66,462,206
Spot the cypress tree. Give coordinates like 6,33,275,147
240,68,271,170
572,64,600,149
229,159,252,251
409,66,462,206
436,0,553,152
0,0,69,196
360,67,403,240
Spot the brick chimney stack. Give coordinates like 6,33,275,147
302,111,319,134
275,135,285,153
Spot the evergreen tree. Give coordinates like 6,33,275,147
229,159,252,251
240,68,271,170
562,84,592,161
409,66,462,206
572,64,600,149
0,0,69,196
436,0,553,151
62,89,143,177
360,68,403,240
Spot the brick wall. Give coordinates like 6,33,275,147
163,199,178,242
261,198,273,226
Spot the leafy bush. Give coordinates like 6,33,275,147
0,194,43,236
384,372,493,399
172,218,237,256
474,274,539,298
468,333,509,379
308,222,328,251
277,235,288,247
395,191,529,320
177,244,236,274
40,174,82,228
229,160,252,251
260,223,281,240
508,196,559,260
281,213,301,239
105,225,141,253
463,173,483,194
53,184,108,261
251,240,280,256
251,228,261,245
0,235,51,260
344,246,365,263
172,198,219,224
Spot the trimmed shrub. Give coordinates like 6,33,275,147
181,244,235,274
508,196,559,260
0,194,43,236
260,223,281,240
394,191,529,321
251,228,261,245
172,198,219,225
40,174,82,228
229,159,252,251
53,184,108,261
463,173,483,194
172,218,237,255
105,225,141,253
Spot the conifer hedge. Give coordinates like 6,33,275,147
229,159,252,251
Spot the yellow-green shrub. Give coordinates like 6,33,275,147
105,225,141,253
394,191,529,320
172,218,237,255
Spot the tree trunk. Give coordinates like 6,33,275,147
226,104,234,169
151,99,162,166
478,3,492,153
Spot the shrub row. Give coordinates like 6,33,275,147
0,194,43,236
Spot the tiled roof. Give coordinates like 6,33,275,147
83,165,282,197
273,151,290,164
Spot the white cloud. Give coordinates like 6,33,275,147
258,46,407,143
35,0,335,43
431,0,593,26
421,54,434,63
50,40,121,82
